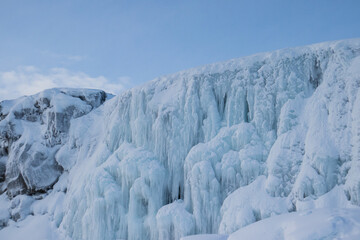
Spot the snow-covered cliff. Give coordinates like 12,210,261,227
1,39,360,240
0,89,109,196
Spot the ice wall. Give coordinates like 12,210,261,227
54,39,360,239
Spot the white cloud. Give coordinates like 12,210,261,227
66,55,86,62
40,51,87,63
0,66,127,101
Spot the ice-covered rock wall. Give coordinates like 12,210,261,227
1,39,360,240
0,89,108,197
54,39,360,239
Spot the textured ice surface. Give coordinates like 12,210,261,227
157,200,195,240
56,39,360,240
219,176,289,234
1,39,360,239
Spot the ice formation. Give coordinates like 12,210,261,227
1,39,360,240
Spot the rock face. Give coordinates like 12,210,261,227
0,89,108,197
1,39,360,240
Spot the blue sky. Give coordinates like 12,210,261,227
0,0,360,99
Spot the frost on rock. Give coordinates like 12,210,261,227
0,88,108,197
2,39,360,240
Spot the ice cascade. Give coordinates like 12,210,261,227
58,39,360,239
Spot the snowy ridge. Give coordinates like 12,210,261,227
0,88,108,197
1,39,360,239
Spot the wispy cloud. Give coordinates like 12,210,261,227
0,66,127,101
40,50,87,63
66,55,86,62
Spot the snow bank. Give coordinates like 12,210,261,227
228,208,360,240
0,214,62,240
181,234,228,240
219,176,289,234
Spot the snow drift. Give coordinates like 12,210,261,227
1,39,360,239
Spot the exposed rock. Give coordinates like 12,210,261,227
0,88,109,197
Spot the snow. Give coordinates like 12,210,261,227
0,214,62,240
157,200,195,240
181,234,228,240
295,185,356,211
0,194,10,228
219,176,289,234
228,208,360,240
1,39,360,240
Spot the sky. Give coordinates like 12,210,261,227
0,0,360,100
